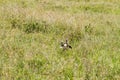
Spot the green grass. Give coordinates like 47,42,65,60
0,0,120,80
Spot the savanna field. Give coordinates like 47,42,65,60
0,0,120,80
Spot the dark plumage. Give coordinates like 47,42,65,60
60,40,72,50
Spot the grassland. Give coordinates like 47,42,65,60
0,0,120,80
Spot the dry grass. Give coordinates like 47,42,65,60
0,0,120,80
